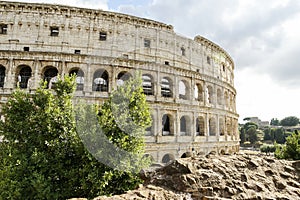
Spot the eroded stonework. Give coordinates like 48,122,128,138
0,1,239,163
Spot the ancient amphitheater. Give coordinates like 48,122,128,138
0,1,239,163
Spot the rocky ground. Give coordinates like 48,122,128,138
74,152,300,200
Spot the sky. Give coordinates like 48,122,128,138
5,0,300,123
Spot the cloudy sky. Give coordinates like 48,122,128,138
6,0,300,122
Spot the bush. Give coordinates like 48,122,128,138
275,131,300,160
260,144,276,155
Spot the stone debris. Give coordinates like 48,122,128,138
73,153,300,200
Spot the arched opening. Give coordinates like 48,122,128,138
220,149,225,155
43,67,58,89
209,117,217,136
162,154,175,164
217,88,222,105
17,65,32,89
196,116,205,136
226,118,232,137
0,66,5,87
161,77,172,97
180,116,187,135
219,118,225,136
142,74,154,95
93,69,109,92
179,80,188,100
180,115,191,136
194,84,203,102
117,71,131,86
162,114,172,136
69,68,84,91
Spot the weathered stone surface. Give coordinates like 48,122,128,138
89,153,300,200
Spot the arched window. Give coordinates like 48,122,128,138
93,69,109,92
179,80,188,100
117,71,131,86
0,66,5,87
196,116,205,136
209,117,216,136
161,77,172,97
194,84,203,102
180,116,187,135
162,154,175,163
43,67,58,89
17,65,32,89
162,114,172,136
219,118,225,136
142,74,153,95
69,69,84,91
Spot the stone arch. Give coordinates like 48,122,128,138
93,69,109,92
16,65,32,89
180,115,191,136
161,77,172,97
219,149,225,155
179,80,189,100
0,65,5,87
207,85,214,104
219,117,225,136
117,71,131,86
43,66,58,89
226,117,232,137
162,114,174,136
196,116,205,136
142,74,154,95
195,83,203,102
209,117,217,136
162,153,175,164
69,68,84,91
217,88,222,105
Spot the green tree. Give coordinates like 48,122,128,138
263,128,272,141
0,74,151,199
275,131,300,160
247,126,258,144
270,118,280,126
273,128,286,144
280,116,299,126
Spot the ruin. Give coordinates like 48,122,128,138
0,1,239,163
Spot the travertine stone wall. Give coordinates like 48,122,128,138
0,1,239,163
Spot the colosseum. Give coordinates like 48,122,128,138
0,1,239,163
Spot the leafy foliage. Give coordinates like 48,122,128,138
275,131,300,160
260,144,276,155
240,122,259,145
0,74,151,199
270,118,280,126
280,116,299,126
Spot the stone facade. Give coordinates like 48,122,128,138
0,1,239,163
